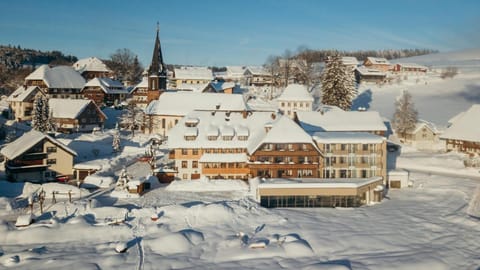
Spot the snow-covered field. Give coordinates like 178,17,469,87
0,49,479,269
0,170,479,269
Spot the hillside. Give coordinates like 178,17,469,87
391,48,480,73
0,45,78,70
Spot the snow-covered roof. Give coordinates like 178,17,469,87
49,98,106,119
245,66,269,76
73,57,111,73
25,65,86,89
209,82,236,92
174,67,213,80
199,153,248,163
277,84,313,102
167,110,282,154
365,57,391,65
395,63,428,70
1,130,77,160
176,82,209,92
246,98,278,112
254,116,317,146
296,110,387,134
226,66,246,77
144,92,247,116
131,77,148,93
341,57,359,66
6,86,41,102
411,120,439,135
312,132,385,144
83,77,128,94
440,104,480,142
258,176,382,189
355,66,387,76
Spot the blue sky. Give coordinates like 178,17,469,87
0,0,478,67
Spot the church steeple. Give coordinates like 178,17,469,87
148,22,167,92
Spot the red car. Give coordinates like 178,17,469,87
56,175,69,183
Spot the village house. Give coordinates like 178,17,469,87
248,116,322,178
143,92,248,136
130,26,168,108
6,85,44,121
81,77,129,106
341,56,360,71
1,130,77,182
166,110,274,180
354,66,387,84
363,57,392,72
440,104,480,154
214,66,246,84
244,66,273,87
49,98,106,133
130,77,149,108
172,67,213,89
295,109,387,136
203,81,239,94
313,132,387,181
402,120,440,148
392,63,428,74
277,84,314,119
24,65,86,99
73,57,113,80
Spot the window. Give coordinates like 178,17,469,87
208,136,218,141
162,119,166,129
46,147,57,153
181,161,188,168
288,144,294,151
192,161,198,168
238,136,248,141
341,144,347,151
182,174,188,180
192,149,198,155
339,157,346,164
47,159,56,165
181,149,188,155
184,135,196,141
362,144,369,151
222,136,233,141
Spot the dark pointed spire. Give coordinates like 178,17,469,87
148,22,167,90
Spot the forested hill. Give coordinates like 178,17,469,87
295,48,439,62
0,45,78,70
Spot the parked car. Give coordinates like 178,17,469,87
56,175,69,183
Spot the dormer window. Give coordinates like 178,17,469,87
185,117,199,127
184,127,198,141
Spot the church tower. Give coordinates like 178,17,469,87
147,23,167,102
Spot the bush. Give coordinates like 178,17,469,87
440,66,458,79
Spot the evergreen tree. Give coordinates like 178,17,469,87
32,95,45,132
393,90,418,139
320,55,356,110
32,95,53,133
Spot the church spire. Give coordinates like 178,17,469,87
148,22,167,90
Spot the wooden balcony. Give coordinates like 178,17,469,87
202,167,250,175
248,162,319,169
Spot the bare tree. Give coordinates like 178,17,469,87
393,90,418,140
120,102,144,137
106,49,143,84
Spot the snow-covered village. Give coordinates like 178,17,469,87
0,1,479,269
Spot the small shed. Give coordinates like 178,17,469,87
387,169,409,188
154,167,177,183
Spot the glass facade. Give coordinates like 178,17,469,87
260,195,361,208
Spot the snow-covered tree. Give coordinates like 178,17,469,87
393,90,418,139
320,55,356,110
112,129,121,153
120,102,144,137
32,95,54,133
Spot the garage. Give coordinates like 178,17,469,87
387,169,409,189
